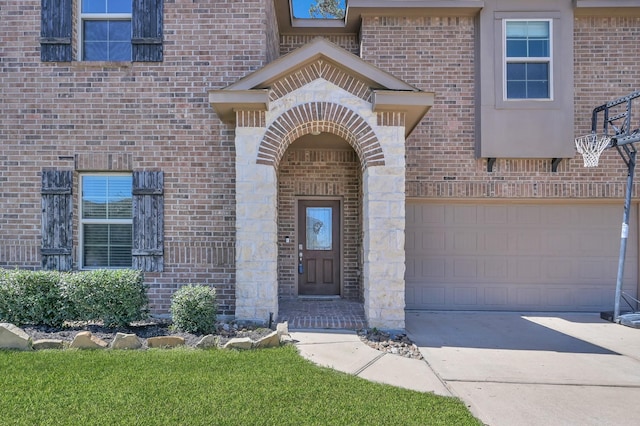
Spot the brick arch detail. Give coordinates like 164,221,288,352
257,102,384,170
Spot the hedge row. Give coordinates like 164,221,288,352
0,269,148,327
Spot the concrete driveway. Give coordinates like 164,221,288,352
406,311,640,426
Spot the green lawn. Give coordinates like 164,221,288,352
0,346,480,425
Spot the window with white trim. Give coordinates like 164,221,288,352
504,19,552,100
80,174,133,268
80,0,132,61
42,0,163,62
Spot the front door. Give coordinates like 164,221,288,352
298,200,341,295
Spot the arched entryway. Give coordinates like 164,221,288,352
209,38,434,329
278,133,362,300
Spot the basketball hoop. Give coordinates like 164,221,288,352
575,133,611,167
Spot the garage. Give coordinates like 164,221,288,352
405,201,639,312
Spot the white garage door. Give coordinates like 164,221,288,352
406,202,639,312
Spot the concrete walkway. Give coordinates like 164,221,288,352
291,329,451,396
293,312,640,426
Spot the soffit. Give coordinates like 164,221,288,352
209,38,434,137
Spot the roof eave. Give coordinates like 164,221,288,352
372,90,435,137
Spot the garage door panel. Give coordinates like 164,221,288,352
482,230,509,252
413,203,445,224
408,285,445,306
516,287,542,306
579,231,618,255
575,288,604,307
405,231,416,251
406,202,638,312
514,231,541,253
514,206,542,225
545,288,573,308
483,205,509,224
485,287,509,305
422,257,446,278
453,258,477,278
544,259,573,279
454,287,478,305
453,205,479,225
483,258,509,279
422,230,445,252
405,257,416,279
577,258,613,281
575,205,610,226
453,231,478,252
544,232,574,253
543,205,575,225
515,257,542,280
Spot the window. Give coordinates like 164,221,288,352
80,174,133,268
80,0,132,61
41,170,163,272
504,20,552,100
42,0,163,62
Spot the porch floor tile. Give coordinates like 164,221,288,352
278,298,367,330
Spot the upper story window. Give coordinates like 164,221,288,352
42,0,163,62
80,174,133,268
504,20,552,100
80,0,132,61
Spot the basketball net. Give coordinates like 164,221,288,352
575,133,611,167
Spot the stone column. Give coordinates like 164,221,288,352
362,126,406,330
234,127,278,324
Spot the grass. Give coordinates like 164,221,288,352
0,346,480,426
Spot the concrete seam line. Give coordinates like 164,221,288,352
353,352,387,376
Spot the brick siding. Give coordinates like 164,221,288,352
0,0,277,315
280,34,359,56
360,14,640,199
2,1,640,317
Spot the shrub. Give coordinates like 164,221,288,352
63,269,149,327
0,269,148,328
0,269,67,327
170,285,217,334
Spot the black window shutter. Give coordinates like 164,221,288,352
132,0,164,62
132,171,164,272
41,170,73,270
40,0,72,62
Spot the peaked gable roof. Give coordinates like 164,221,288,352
209,38,434,136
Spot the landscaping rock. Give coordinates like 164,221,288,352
110,333,142,350
33,339,65,350
253,330,280,348
279,334,294,344
0,323,32,350
223,337,253,350
276,321,289,337
69,331,108,349
147,336,185,349
195,334,219,349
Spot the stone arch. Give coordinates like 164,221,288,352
257,102,384,170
